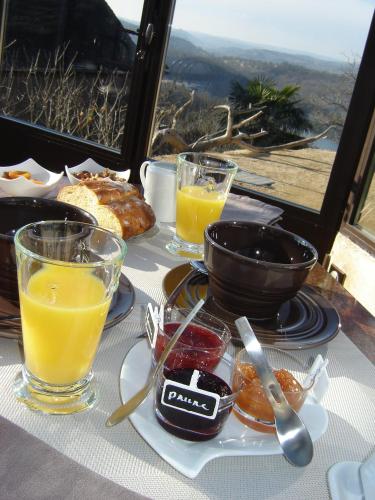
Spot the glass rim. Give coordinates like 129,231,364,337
159,307,232,345
14,220,127,268
177,152,238,173
204,220,318,269
235,347,312,394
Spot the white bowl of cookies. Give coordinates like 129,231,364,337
65,158,131,185
0,159,64,197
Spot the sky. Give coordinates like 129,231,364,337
108,0,374,61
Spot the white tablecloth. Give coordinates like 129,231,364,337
0,224,374,499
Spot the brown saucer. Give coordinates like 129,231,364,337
162,263,340,350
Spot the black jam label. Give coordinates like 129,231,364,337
161,378,220,420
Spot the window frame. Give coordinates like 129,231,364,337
341,106,375,256
0,0,176,183
229,12,375,260
0,1,374,262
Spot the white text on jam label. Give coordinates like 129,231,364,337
167,391,210,411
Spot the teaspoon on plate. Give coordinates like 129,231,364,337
106,299,205,427
235,316,314,467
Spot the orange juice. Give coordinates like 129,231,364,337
20,265,110,385
176,185,226,244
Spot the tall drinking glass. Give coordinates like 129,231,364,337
166,153,238,259
14,221,126,415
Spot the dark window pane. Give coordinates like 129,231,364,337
0,0,140,150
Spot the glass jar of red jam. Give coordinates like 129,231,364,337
153,308,231,371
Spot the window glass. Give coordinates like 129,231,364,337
0,0,142,150
355,153,375,239
151,0,373,212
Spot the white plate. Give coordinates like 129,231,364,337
120,339,329,478
328,452,375,500
126,222,160,242
65,158,130,185
0,159,63,197
328,462,364,500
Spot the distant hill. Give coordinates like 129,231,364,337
165,34,347,101
210,46,346,74
121,19,346,74
166,36,209,59
170,28,346,74
165,39,249,96
121,18,352,143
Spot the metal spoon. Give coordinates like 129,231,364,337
165,267,199,309
106,298,205,427
189,260,208,275
164,260,207,311
235,316,314,467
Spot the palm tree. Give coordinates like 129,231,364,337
229,76,311,145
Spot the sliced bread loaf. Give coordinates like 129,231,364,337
57,181,155,239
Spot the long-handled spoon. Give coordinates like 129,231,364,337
165,268,200,310
235,316,314,467
106,299,205,428
189,260,208,275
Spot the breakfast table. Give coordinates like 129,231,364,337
0,222,374,499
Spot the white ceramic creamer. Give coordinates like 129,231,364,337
140,161,177,223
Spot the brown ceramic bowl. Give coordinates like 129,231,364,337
204,221,318,320
0,197,97,305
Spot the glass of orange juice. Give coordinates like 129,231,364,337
14,221,126,415
166,153,238,259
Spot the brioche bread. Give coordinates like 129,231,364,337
57,180,155,239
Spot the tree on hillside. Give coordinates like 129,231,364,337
312,57,358,136
229,76,312,146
